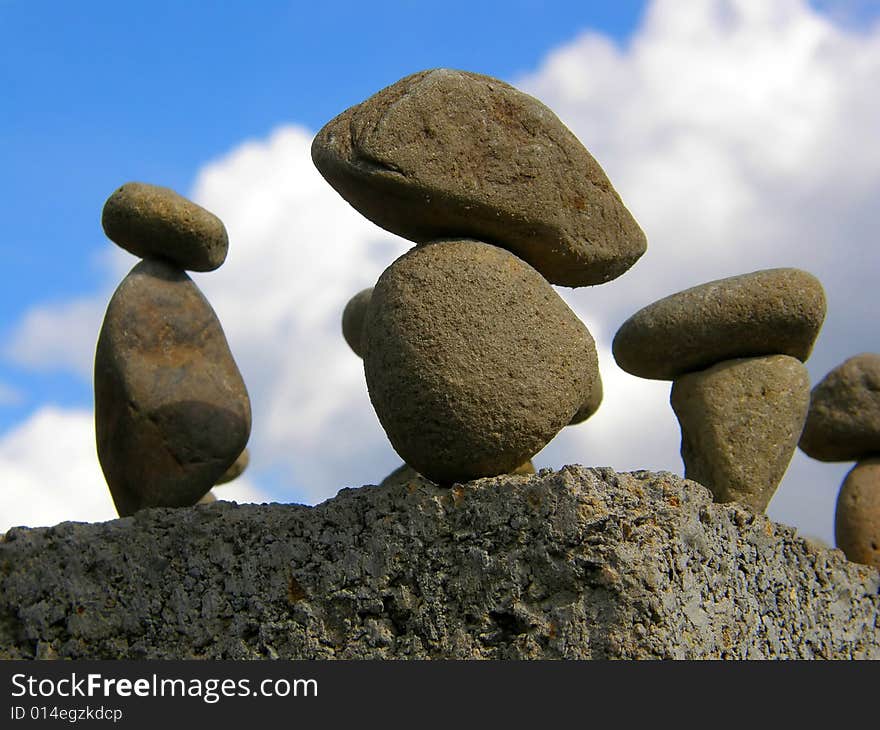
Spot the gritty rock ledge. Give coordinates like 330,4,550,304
1,466,878,659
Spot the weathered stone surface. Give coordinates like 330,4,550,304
380,461,535,488
670,355,811,512
312,68,646,287
341,288,372,358
799,354,880,462
1,466,877,660
836,458,880,568
613,269,826,380
215,448,250,486
102,182,228,272
364,240,597,483
94,259,252,517
570,373,603,425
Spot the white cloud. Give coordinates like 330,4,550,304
3,0,879,547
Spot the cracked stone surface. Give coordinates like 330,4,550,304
1,466,877,659
311,68,646,287
94,258,251,517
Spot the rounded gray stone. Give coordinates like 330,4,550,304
102,182,229,272
95,259,252,517
364,240,598,484
835,458,880,568
670,355,811,513
312,68,646,287
341,288,372,358
215,448,250,486
570,373,603,425
799,353,880,462
613,268,826,380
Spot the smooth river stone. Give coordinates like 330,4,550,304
835,458,880,568
215,448,250,486
102,182,229,272
341,287,372,358
799,353,880,462
312,68,646,287
670,355,810,513
613,268,826,380
95,259,251,517
570,374,603,425
364,240,597,484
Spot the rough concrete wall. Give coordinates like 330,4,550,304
1,466,877,659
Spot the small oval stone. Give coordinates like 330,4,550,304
570,374,603,425
364,240,598,484
312,68,646,287
835,458,880,568
613,268,826,380
799,353,880,462
341,288,373,358
95,259,251,516
102,182,229,272
670,355,811,513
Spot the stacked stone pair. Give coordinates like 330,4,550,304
314,68,647,484
799,354,880,567
613,269,827,513
95,183,251,517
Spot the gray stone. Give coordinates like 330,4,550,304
364,240,597,483
1,466,877,659
215,448,250,486
102,182,229,272
341,288,372,358
613,268,826,380
94,259,252,517
570,373,603,425
799,353,880,462
380,460,535,488
670,355,811,512
312,68,646,287
836,458,880,568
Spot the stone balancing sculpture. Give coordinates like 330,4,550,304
95,183,251,517
316,68,644,484
613,268,827,513
799,353,880,568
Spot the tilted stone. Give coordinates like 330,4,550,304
799,353,880,462
341,287,372,358
670,355,810,513
215,448,250,486
102,182,229,272
312,68,646,287
835,458,880,568
613,268,826,380
95,259,251,517
364,240,597,484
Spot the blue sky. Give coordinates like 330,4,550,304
1,0,879,542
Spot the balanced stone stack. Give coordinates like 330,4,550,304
799,354,880,567
613,268,826,513
317,69,645,484
95,183,251,517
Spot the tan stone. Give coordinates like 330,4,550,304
670,355,810,512
215,448,250,486
312,69,646,287
341,288,372,358
364,240,597,484
613,268,826,380
835,458,880,568
799,353,880,462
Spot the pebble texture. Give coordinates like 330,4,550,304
95,259,252,517
364,241,597,483
341,288,373,358
1,466,877,660
836,459,880,568
312,68,647,287
102,182,229,272
799,354,880,462
670,356,811,512
613,269,826,380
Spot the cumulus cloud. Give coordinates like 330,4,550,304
3,0,879,545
